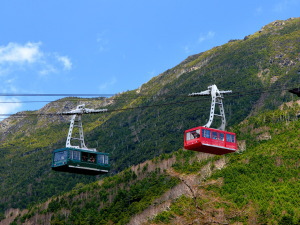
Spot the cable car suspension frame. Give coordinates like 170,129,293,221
51,104,110,175
62,104,108,151
189,84,232,130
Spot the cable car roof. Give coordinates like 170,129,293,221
184,126,236,134
53,147,109,155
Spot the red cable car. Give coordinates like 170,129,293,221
184,126,237,155
184,85,238,155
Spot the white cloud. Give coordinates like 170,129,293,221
38,64,57,75
198,31,215,43
182,31,216,54
0,42,42,64
183,45,192,54
56,55,72,70
99,77,117,91
0,42,73,77
0,67,10,76
0,42,74,118
273,1,287,12
97,32,109,52
147,70,156,78
3,78,18,92
0,97,22,120
272,0,299,12
255,6,263,15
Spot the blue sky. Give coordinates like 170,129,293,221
0,0,299,117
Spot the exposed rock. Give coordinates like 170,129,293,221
251,126,270,134
256,132,272,141
237,140,246,153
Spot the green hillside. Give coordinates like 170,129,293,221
0,17,300,223
150,103,300,224
3,101,300,224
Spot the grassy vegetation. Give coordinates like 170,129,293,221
211,104,300,224
12,168,180,225
153,103,300,224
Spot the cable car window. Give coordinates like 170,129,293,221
193,130,200,138
97,154,104,164
219,133,224,141
202,129,211,138
226,134,235,143
82,152,88,162
186,132,192,141
69,150,81,161
54,151,67,162
104,155,109,164
186,129,200,141
89,154,96,163
212,132,218,139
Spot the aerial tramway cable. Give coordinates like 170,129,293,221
0,83,299,118
0,81,299,99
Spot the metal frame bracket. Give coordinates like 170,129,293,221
189,84,231,131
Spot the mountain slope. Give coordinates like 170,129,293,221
146,101,300,225
3,101,300,224
0,17,299,217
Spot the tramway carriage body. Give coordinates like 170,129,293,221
52,148,109,175
184,85,238,155
184,127,237,155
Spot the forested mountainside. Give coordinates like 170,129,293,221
3,101,300,224
0,17,299,224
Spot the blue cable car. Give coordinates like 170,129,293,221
52,148,110,175
51,104,110,175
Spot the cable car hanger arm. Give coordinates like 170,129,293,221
60,105,108,115
61,104,108,151
188,89,232,97
188,84,232,131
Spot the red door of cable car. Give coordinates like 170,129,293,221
184,126,237,155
